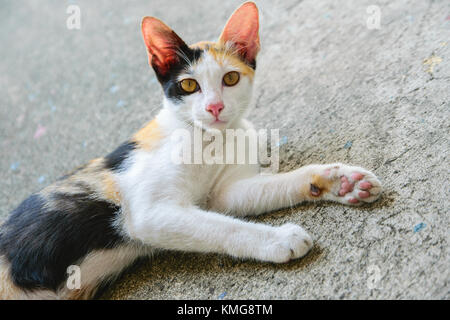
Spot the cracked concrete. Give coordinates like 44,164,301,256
0,0,448,299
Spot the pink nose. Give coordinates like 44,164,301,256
206,102,224,118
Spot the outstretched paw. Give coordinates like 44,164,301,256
263,224,313,263
310,164,382,205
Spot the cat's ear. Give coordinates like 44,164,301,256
141,17,188,77
219,2,260,66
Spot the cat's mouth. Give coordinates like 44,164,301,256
205,118,229,130
209,118,228,128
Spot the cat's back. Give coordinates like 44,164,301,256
0,117,167,296
0,155,126,291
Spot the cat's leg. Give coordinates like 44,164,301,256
126,204,313,263
209,163,382,216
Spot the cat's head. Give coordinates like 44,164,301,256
141,2,260,131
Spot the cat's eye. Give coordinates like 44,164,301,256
179,78,199,93
223,71,240,87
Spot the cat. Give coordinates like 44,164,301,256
0,2,381,299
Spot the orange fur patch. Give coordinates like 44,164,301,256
299,174,333,199
41,157,122,207
63,285,97,300
310,174,333,194
133,119,162,151
101,173,121,204
190,41,255,79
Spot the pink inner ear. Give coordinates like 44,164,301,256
141,17,184,75
219,2,260,64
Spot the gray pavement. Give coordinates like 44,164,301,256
0,0,449,299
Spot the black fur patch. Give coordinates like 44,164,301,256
154,46,203,103
104,141,137,171
0,193,125,291
248,58,256,70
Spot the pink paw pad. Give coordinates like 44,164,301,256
338,176,354,196
358,191,370,198
351,172,364,181
348,198,359,204
359,181,372,190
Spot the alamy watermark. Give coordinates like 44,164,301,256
66,5,81,30
66,265,81,290
366,264,381,290
170,126,280,174
366,5,381,30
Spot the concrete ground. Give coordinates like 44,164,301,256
0,0,448,299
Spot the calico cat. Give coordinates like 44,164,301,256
0,2,381,299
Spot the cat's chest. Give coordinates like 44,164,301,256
182,163,226,206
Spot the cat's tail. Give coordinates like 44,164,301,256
0,255,58,300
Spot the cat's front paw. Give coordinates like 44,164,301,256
311,164,382,205
264,223,313,263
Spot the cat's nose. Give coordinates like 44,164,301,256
206,102,224,118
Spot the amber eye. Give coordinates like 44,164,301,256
179,79,199,93
223,71,240,87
